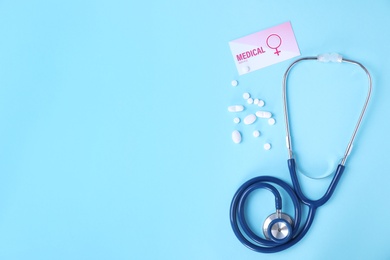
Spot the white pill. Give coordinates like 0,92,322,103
258,100,265,107
233,117,240,124
253,130,260,137
243,92,250,99
264,143,271,150
244,114,257,125
254,98,259,105
255,110,272,118
232,130,242,144
268,118,276,125
228,105,244,112
247,98,253,104
242,66,250,73
231,80,238,87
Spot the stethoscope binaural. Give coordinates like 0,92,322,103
230,53,372,253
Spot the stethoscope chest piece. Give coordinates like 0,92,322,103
263,211,293,242
268,219,292,243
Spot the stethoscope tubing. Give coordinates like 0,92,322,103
229,159,344,253
229,170,316,253
288,159,345,208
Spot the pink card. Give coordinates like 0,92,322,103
229,21,300,75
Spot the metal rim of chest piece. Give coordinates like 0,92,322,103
263,212,293,240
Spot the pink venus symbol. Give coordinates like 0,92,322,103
266,34,282,56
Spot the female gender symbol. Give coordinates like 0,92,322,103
266,34,282,56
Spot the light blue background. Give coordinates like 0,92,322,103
0,0,389,259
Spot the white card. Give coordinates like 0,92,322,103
229,21,301,75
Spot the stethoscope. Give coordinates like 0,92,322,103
230,53,372,253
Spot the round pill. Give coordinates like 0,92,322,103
233,117,240,124
264,143,271,150
231,80,238,87
243,92,250,99
253,130,260,137
242,66,250,73
247,98,254,104
244,114,257,125
258,100,265,107
268,118,276,125
254,98,259,105
232,130,242,144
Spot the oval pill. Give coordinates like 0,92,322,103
256,110,272,118
228,105,244,112
244,114,257,125
232,130,242,144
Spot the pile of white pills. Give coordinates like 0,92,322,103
243,92,265,107
228,80,276,150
